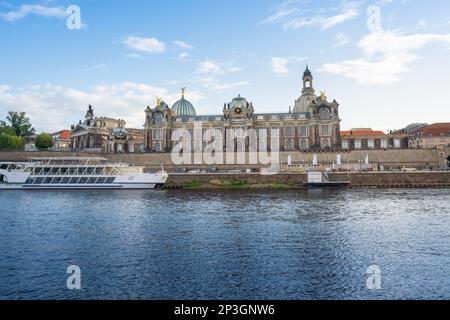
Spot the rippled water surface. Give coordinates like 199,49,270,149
1,189,449,300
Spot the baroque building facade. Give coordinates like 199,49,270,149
144,67,342,153
70,105,144,154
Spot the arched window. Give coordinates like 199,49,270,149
154,114,163,125
305,80,311,88
319,108,331,120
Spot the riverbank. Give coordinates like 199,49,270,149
0,149,447,170
165,172,450,189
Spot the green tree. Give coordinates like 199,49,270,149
35,133,53,150
6,111,35,138
0,133,25,150
0,126,16,136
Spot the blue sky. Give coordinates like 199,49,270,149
1,0,450,132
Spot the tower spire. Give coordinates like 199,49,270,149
302,65,314,96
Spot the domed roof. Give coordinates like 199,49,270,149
171,88,196,116
303,65,312,77
229,94,248,110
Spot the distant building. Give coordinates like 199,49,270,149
51,130,71,151
144,67,342,152
106,127,145,153
70,105,144,154
340,128,408,150
408,123,450,149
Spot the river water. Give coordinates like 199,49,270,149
0,188,449,300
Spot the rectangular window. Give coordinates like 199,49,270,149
284,126,294,137
153,129,161,140
394,139,401,148
271,128,280,138
285,139,294,150
368,139,375,149
354,140,362,149
380,139,388,148
215,128,222,139
299,126,309,137
320,125,330,136
342,140,349,149
258,128,267,138
299,139,309,150
321,138,331,148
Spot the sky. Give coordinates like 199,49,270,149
0,0,450,133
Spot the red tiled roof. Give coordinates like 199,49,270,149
421,123,450,137
51,130,71,140
340,129,385,137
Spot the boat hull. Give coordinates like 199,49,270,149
0,183,165,190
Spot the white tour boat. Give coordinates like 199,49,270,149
0,157,168,190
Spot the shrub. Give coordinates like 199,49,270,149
35,133,53,150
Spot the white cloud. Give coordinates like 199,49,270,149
270,56,308,75
196,61,223,75
416,19,427,30
0,83,205,132
123,36,166,54
195,60,241,76
92,64,108,70
271,57,290,75
194,60,245,91
125,53,145,61
177,52,190,60
260,7,301,24
333,32,351,47
262,0,361,30
1,4,67,21
210,81,250,91
321,30,450,84
174,40,194,50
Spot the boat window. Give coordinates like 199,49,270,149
87,178,96,184
0,174,5,183
35,177,44,184
69,177,79,184
106,177,115,184
61,178,71,184
97,177,107,184
79,177,88,184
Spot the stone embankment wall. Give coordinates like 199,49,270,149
165,172,450,189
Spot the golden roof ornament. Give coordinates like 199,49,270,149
156,97,162,108
320,91,327,102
